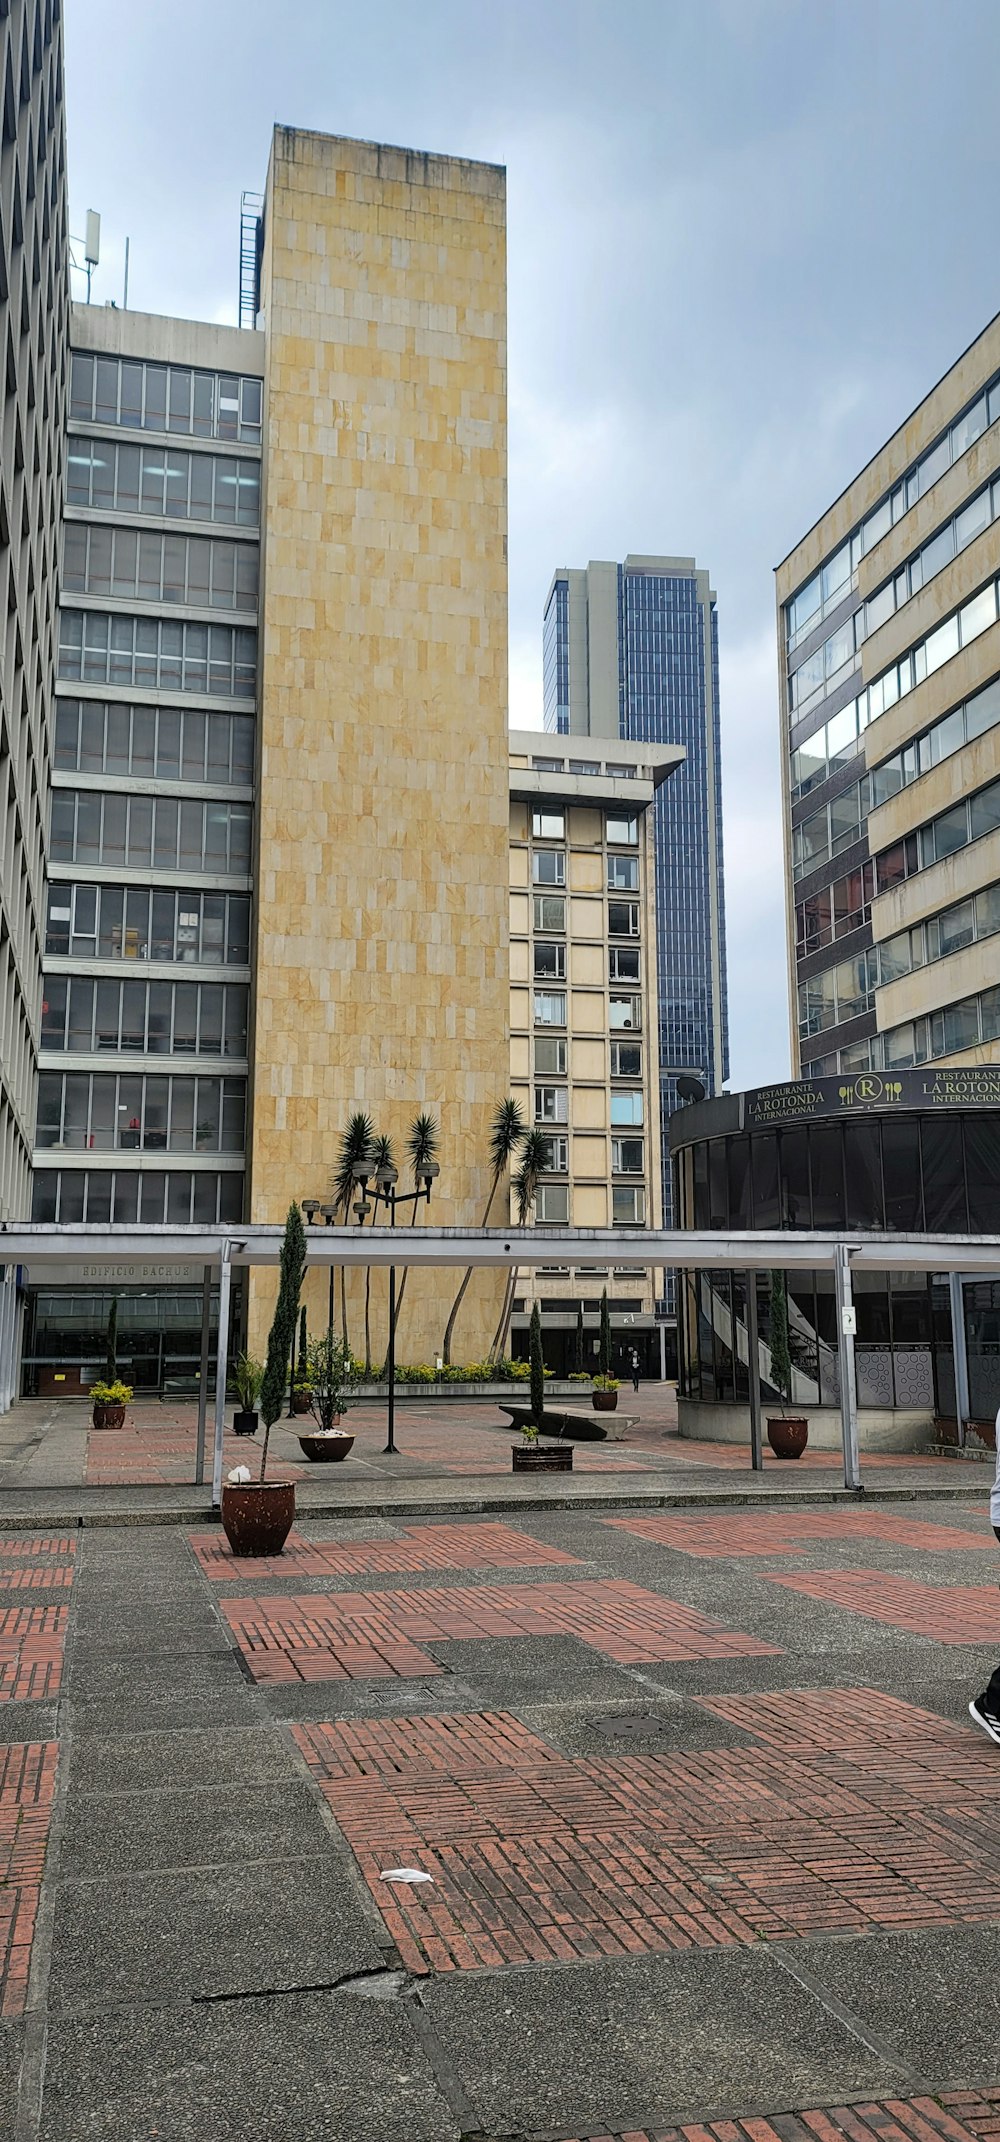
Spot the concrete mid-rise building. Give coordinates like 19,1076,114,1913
779,310,1000,1085
18,124,512,1394
507,731,682,1374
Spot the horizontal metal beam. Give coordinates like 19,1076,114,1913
8,1221,1000,1277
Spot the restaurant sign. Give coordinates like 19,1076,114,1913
744,1067,1000,1127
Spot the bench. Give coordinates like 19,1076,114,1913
499,1403,637,1444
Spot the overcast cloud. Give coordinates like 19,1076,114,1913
65,0,1000,1089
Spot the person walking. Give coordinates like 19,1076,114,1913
969,1407,1000,1742
630,1348,640,1394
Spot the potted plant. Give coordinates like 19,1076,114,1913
511,1302,572,1472
766,1269,808,1459
233,1352,263,1435
592,1291,618,1410
90,1378,133,1431
221,1202,305,1555
291,1379,313,1415
298,1330,355,1461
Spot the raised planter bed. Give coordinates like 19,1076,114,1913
351,1380,595,1404
512,1444,573,1473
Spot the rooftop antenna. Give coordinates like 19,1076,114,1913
84,210,100,303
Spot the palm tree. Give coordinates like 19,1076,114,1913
387,1111,439,1359
365,1131,397,1375
490,1127,551,1363
442,1097,527,1365
330,1110,372,1358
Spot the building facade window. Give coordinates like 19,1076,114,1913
612,1136,644,1173
534,1085,568,1123
608,899,640,936
533,894,565,932
612,1185,645,1224
49,791,253,875
869,675,1000,810
533,992,567,1026
610,1090,643,1125
533,942,566,980
67,436,261,525
534,1036,567,1075
535,1183,569,1223
542,1136,569,1173
31,1167,244,1225
609,993,641,1030
795,862,875,961
531,808,564,839
531,849,565,887
54,700,254,785
606,813,638,845
607,855,639,891
70,352,263,444
40,976,248,1057
609,946,641,983
45,884,251,965
610,1039,642,1077
58,611,257,698
63,523,258,613
35,1071,246,1153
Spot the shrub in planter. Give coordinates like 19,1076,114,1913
233,1352,263,1435
90,1378,133,1431
592,1373,620,1413
291,1382,313,1415
222,1203,304,1556
298,1331,355,1461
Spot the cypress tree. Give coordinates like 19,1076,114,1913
105,1297,118,1381
529,1300,545,1430
572,1299,584,1375
769,1270,792,1414
599,1288,612,1377
259,1203,307,1481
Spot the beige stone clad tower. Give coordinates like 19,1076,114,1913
249,128,509,1363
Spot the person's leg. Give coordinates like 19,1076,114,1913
969,1527,1000,1739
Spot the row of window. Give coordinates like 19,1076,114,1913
68,436,261,525
533,944,642,984
534,1038,642,1079
865,478,1000,639
63,524,258,614
535,1086,645,1127
877,878,1000,986
792,666,1000,810
36,1072,246,1153
58,612,257,699
869,674,1000,811
531,808,639,845
54,700,254,787
32,1168,244,1226
534,992,642,1031
529,1183,646,1226
50,791,253,875
70,352,263,444
876,769,1000,894
795,861,874,960
803,966,1000,1078
789,610,859,720
45,884,251,967
40,977,249,1059
792,775,869,880
786,373,1000,648
797,951,876,1039
530,894,640,937
531,851,640,892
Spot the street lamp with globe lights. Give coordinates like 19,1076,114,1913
351,1151,439,1454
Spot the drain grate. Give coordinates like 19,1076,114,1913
589,1711,672,1739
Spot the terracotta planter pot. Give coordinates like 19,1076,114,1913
92,1402,125,1431
298,1430,354,1463
766,1414,809,1460
512,1445,573,1472
220,1480,295,1557
291,1390,312,1415
592,1389,619,1412
232,1409,258,1436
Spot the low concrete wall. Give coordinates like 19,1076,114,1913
351,1380,595,1405
677,1399,936,1454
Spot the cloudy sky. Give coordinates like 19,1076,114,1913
65,0,1000,1090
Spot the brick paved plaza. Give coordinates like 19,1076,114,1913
2,1481,1000,2138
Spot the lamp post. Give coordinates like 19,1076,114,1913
351,1154,438,1455
300,1199,338,1338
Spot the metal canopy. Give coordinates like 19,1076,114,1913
8,1221,1000,1274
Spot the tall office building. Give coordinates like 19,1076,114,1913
20,125,511,1393
542,557,729,1230
779,312,1000,1085
0,0,68,1410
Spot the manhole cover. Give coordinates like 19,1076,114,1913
589,1712,671,1740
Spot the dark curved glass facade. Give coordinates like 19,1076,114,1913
671,1075,1000,1420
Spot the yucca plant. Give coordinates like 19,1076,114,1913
388,1111,439,1355
442,1097,526,1365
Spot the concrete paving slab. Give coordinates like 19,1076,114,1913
39,1993,459,2142
423,1948,910,2135
67,1725,299,1795
47,1857,384,2012
800,1925,1000,2084
0,2022,23,2142
259,1676,484,1722
60,1779,327,1878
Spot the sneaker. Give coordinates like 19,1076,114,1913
969,1696,1000,1745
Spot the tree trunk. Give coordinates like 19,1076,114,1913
442,1178,500,1364
489,1268,516,1363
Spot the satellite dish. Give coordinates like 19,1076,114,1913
676,1075,706,1104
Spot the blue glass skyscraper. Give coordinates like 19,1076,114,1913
543,556,729,1239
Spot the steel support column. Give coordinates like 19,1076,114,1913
195,1263,212,1485
949,1271,970,1450
835,1244,861,1491
211,1248,233,1510
745,1269,763,1472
